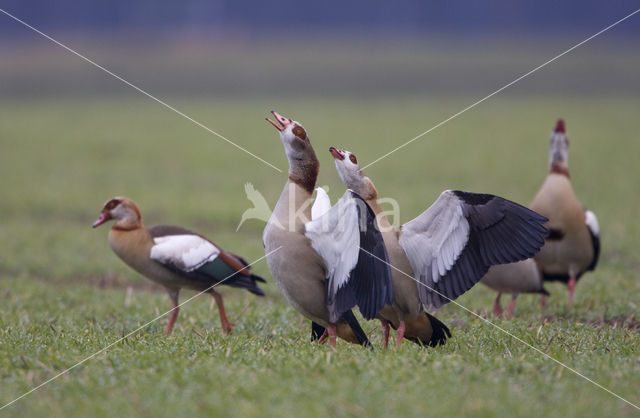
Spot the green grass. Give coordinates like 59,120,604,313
1,37,640,417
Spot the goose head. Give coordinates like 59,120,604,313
548,119,570,175
267,110,318,192
329,147,377,200
92,197,142,230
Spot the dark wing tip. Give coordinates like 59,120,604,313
332,190,393,321
428,193,550,307
452,190,494,206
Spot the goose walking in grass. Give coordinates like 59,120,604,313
93,197,265,335
481,259,549,317
263,111,393,348
530,119,600,307
328,146,549,344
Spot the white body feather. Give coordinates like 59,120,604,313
585,210,599,237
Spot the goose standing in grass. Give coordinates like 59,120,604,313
263,111,393,348
481,259,549,317
328,147,549,343
93,197,266,335
530,119,600,306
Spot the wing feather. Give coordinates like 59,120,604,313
150,234,220,272
400,190,548,309
305,190,393,322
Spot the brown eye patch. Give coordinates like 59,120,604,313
349,154,358,164
105,199,120,210
292,125,307,140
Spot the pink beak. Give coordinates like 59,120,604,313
92,212,110,228
266,110,292,132
329,146,345,161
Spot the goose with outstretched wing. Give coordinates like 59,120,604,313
263,111,392,348
329,147,548,344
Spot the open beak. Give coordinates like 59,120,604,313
266,110,292,132
329,146,345,161
92,211,111,228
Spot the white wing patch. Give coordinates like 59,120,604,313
305,191,360,298
585,210,599,237
399,190,470,285
150,235,220,272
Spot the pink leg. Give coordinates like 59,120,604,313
540,294,546,307
166,291,179,336
327,324,337,348
211,291,234,334
317,329,329,344
380,320,390,348
507,295,517,318
493,293,504,316
567,276,576,307
395,320,406,348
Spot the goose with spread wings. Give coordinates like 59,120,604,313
330,147,548,343
263,111,392,348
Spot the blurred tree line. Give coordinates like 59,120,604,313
1,0,638,35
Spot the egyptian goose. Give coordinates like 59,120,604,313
92,197,266,335
530,119,600,306
481,259,549,317
263,111,393,348
329,147,549,343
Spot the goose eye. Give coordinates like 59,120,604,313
349,154,358,164
292,125,307,140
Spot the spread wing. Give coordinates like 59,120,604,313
305,190,393,322
399,190,548,309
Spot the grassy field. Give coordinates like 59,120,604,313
1,36,640,417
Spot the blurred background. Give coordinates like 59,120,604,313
1,0,639,279
1,2,639,416
1,1,639,98
1,0,639,286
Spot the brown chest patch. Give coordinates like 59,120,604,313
289,159,319,194
550,164,571,178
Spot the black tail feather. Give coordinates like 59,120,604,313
311,322,325,341
250,274,267,283
425,312,451,347
340,310,371,347
309,313,370,347
226,274,266,296
390,311,451,348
